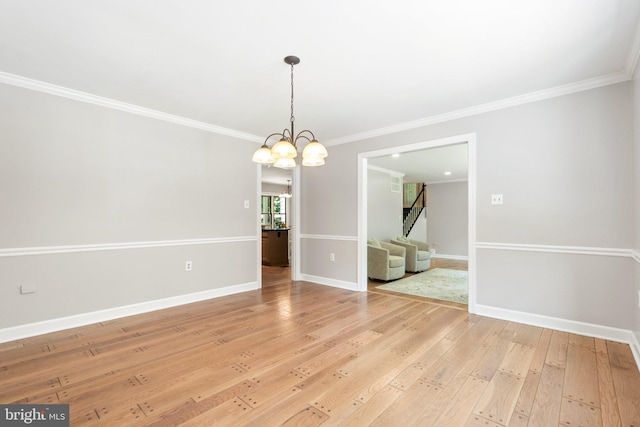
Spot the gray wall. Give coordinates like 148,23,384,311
2,71,638,342
367,168,402,241
426,181,468,257
301,81,634,330
0,83,259,329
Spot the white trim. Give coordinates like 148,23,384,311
425,178,469,185
0,236,257,258
0,281,259,343
433,254,469,261
0,71,262,143
476,304,635,345
2,70,630,151
299,274,357,291
632,250,640,264
357,155,369,292
292,166,302,281
256,164,263,289
299,234,358,242
325,72,628,147
476,242,631,258
631,332,640,372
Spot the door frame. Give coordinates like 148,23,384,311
357,132,477,314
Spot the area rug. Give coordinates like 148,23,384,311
375,268,468,304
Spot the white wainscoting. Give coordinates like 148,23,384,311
476,242,639,370
0,281,259,343
0,236,258,342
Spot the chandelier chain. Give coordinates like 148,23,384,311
290,62,295,124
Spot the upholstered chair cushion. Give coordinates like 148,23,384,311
391,237,431,273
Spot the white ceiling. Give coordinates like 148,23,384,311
1,1,639,146
368,143,468,184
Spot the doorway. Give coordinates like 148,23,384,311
258,165,300,287
357,133,477,313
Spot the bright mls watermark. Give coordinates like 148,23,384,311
0,405,69,426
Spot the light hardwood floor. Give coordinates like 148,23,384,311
1,265,639,426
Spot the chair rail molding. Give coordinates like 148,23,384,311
0,236,257,258
476,242,632,258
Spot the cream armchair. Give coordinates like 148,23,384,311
367,239,406,281
390,236,431,272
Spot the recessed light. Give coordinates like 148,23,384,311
392,153,400,158
444,171,452,175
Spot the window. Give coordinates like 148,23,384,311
261,195,287,229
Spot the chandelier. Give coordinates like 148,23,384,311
252,56,328,168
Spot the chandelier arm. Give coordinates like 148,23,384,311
281,128,293,141
295,130,316,142
263,132,285,146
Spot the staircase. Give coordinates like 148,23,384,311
403,183,425,237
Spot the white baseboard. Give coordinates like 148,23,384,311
631,331,640,372
0,281,259,344
476,304,640,370
299,274,358,291
433,254,469,261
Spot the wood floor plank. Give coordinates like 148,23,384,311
546,330,569,368
430,376,489,426
607,340,640,427
470,327,516,381
423,317,505,388
563,338,600,407
559,397,601,427
0,265,638,426
528,363,565,426
594,338,622,427
472,370,525,425
339,385,404,427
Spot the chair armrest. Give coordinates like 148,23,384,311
368,245,389,264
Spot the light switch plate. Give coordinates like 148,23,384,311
491,194,504,205
244,200,250,209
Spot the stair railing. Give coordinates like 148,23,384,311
403,183,425,237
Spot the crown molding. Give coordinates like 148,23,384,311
324,71,630,147
0,71,263,143
0,64,632,148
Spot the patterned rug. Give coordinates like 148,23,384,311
375,268,468,304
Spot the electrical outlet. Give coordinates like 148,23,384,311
185,261,192,271
244,200,250,209
491,194,504,205
330,253,335,261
